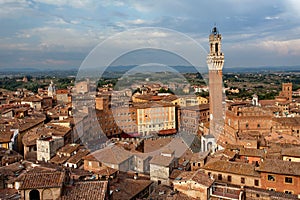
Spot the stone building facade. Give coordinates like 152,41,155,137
224,103,275,143
178,104,209,135
149,150,177,185
202,160,261,188
258,159,300,195
135,102,176,136
18,171,66,200
173,170,214,199
36,136,64,162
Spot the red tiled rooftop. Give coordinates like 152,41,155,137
59,181,108,200
19,171,65,190
203,160,260,177
257,159,300,176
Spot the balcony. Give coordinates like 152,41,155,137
210,183,243,200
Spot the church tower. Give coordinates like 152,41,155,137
48,80,56,97
207,26,225,137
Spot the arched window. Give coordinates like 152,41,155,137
207,142,212,150
215,43,219,53
29,189,40,200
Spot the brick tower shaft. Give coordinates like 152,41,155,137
207,26,225,137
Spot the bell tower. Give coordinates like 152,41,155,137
207,26,225,138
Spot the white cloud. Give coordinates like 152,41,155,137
47,18,69,25
0,42,31,50
285,0,300,11
131,2,152,13
101,0,125,7
265,16,280,20
1,0,300,68
259,39,300,56
128,19,147,25
0,0,32,17
282,0,300,19
81,28,208,70
231,38,300,57
33,0,125,9
12,25,119,52
33,0,95,8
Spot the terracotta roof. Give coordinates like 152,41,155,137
0,147,21,157
66,149,90,164
0,130,14,143
191,171,214,187
272,117,300,126
19,171,65,189
50,154,70,165
148,184,198,200
281,147,300,158
0,162,24,176
181,104,209,111
169,169,183,179
52,117,74,124
21,96,42,102
58,144,80,155
13,116,46,132
14,107,30,112
222,149,237,159
244,186,299,199
60,181,108,200
190,151,210,162
150,154,174,167
158,129,177,135
69,168,92,177
22,124,70,146
174,170,214,187
265,132,300,145
134,94,179,102
143,137,172,153
22,131,41,146
239,148,265,158
94,166,118,176
1,108,13,115
110,176,152,200
0,188,19,200
83,145,133,165
259,100,276,106
257,159,300,176
56,90,69,94
203,160,260,177
133,101,174,109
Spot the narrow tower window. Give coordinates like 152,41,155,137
215,43,218,53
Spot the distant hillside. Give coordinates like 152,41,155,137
224,66,300,73
0,65,299,76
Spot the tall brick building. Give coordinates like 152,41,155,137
279,83,293,102
224,103,275,143
207,26,225,138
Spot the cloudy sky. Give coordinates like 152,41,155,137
1,0,300,70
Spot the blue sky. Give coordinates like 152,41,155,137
1,0,300,69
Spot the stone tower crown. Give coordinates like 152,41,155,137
207,26,224,71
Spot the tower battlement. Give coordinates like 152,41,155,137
207,56,225,71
